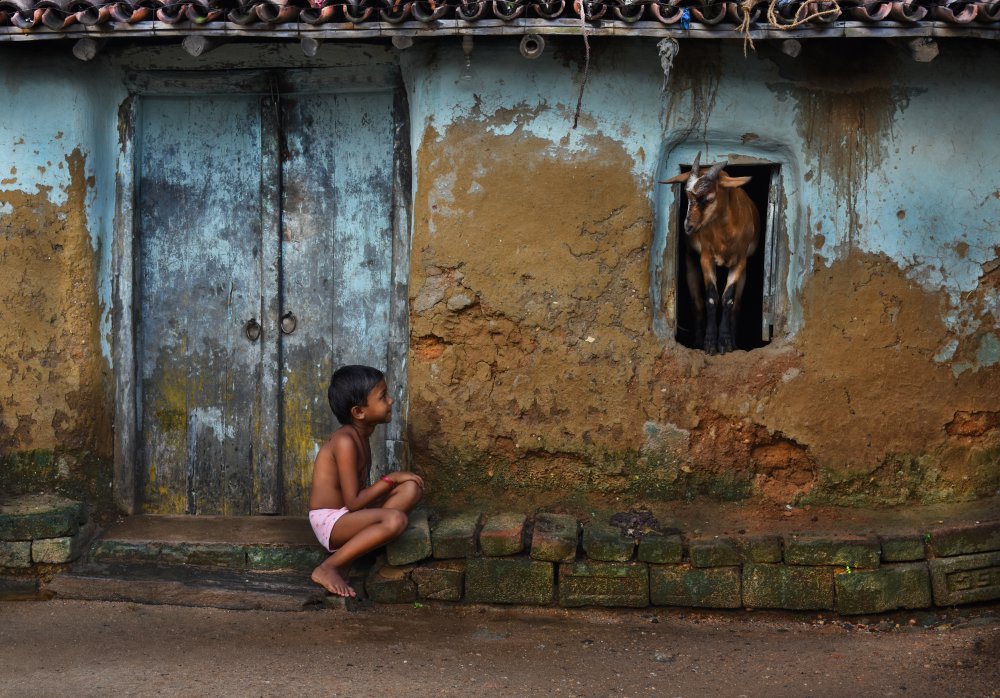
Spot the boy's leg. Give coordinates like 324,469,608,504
311,508,408,597
380,480,423,513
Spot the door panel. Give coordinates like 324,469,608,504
279,91,396,514
134,87,397,516
137,95,264,515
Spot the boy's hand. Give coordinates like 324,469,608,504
388,471,425,490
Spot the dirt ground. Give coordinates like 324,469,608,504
1,600,997,698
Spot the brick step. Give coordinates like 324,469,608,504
85,515,328,573
45,561,369,611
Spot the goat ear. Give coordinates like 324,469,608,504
658,172,691,185
719,174,751,188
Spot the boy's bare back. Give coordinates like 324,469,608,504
308,425,369,511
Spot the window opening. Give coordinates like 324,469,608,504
673,163,780,352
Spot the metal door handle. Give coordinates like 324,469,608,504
245,318,262,342
280,311,297,335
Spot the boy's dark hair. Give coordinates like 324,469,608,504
328,365,385,425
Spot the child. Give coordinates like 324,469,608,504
309,365,424,597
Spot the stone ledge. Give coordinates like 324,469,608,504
355,510,1000,613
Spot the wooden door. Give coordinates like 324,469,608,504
279,91,396,515
135,87,396,516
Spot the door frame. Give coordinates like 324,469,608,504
112,66,412,515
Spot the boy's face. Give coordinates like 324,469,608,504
361,379,393,424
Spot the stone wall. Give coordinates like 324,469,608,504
370,510,1000,614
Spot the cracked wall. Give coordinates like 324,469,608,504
403,39,1000,514
0,50,119,511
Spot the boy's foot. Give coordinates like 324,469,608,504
311,564,356,598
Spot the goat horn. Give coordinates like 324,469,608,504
706,160,727,180
690,152,701,179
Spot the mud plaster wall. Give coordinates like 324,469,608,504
401,39,1000,513
0,49,121,508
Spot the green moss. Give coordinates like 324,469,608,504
801,453,949,507
421,442,752,513
0,449,114,519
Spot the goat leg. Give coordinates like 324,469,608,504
718,282,738,354
703,282,720,355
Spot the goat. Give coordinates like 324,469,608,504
660,153,761,355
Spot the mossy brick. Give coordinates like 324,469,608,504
530,513,579,563
637,534,683,564
739,535,783,563
366,564,417,604
465,557,553,605
431,512,481,559
0,495,82,540
927,522,1000,557
31,537,75,564
479,513,527,557
31,521,98,565
247,546,325,571
650,564,741,609
0,541,31,568
582,523,635,562
880,534,926,562
387,510,432,566
558,562,649,608
90,540,162,563
412,560,465,601
784,536,880,569
835,562,932,615
929,551,1000,606
161,543,248,569
689,536,740,567
743,564,834,610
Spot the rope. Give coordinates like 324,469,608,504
766,0,841,28
572,0,591,130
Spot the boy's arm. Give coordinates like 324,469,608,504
333,434,395,511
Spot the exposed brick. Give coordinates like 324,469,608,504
880,534,926,562
161,543,248,569
387,510,433,566
689,536,740,567
637,534,683,564
743,564,834,610
465,558,553,605
927,522,1000,558
582,523,634,562
431,512,481,559
247,546,325,571
530,513,579,563
365,564,417,604
31,538,74,564
650,565,741,609
785,536,880,569
412,560,465,601
0,495,82,541
30,521,98,565
90,540,161,564
479,513,527,557
929,551,1000,606
0,541,31,568
739,535,783,563
835,562,932,615
558,562,649,608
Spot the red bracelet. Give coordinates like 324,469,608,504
380,475,395,489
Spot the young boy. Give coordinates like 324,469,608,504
309,365,424,597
